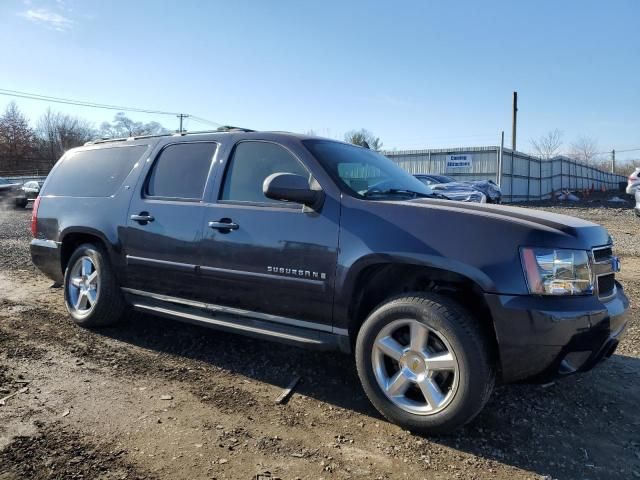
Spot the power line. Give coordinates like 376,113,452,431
0,87,221,129
606,147,640,154
0,88,180,116
189,115,222,128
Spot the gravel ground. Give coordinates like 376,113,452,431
0,200,638,480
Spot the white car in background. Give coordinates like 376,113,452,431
627,167,640,217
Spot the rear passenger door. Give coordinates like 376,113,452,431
121,141,218,299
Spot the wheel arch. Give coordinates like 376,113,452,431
345,260,501,372
59,228,114,274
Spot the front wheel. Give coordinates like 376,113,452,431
355,293,494,434
63,243,126,327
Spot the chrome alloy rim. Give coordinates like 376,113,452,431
372,319,459,415
67,256,99,317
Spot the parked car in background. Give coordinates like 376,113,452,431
0,177,22,204
14,180,43,208
414,174,486,203
414,174,502,203
627,167,640,217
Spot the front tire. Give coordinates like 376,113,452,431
355,293,494,434
63,243,125,327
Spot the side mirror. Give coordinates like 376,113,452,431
263,173,324,208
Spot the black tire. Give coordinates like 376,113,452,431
355,292,495,434
63,243,126,327
14,198,27,208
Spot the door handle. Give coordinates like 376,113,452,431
130,213,155,223
208,220,239,231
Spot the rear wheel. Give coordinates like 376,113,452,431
63,243,125,327
355,293,494,434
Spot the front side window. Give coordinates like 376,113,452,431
303,140,433,199
220,141,309,204
146,142,217,200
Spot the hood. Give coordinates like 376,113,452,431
403,198,610,248
340,195,611,295
0,182,21,191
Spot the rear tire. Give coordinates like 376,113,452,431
355,292,494,434
63,243,126,327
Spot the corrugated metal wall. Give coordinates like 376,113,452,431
384,147,627,202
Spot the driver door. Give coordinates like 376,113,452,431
197,140,340,327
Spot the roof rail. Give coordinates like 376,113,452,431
84,126,255,146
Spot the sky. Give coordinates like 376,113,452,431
0,0,639,161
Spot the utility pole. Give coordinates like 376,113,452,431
176,113,189,133
611,149,616,173
511,91,518,151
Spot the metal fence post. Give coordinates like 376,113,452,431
510,150,514,202
526,156,531,201
497,132,504,186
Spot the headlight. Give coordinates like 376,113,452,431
462,192,486,203
520,247,593,295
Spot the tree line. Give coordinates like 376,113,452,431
0,101,169,174
530,129,637,175
2,98,633,177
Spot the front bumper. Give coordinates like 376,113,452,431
486,282,629,382
30,238,63,284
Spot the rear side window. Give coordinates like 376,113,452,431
220,141,309,204
146,142,217,200
44,145,147,197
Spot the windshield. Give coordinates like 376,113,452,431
303,140,433,199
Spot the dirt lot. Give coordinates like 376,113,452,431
0,199,638,480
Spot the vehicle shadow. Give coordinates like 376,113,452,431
97,311,640,479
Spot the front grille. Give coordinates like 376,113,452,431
592,245,617,299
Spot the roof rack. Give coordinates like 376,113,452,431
84,125,255,146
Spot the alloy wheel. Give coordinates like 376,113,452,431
372,319,459,415
67,256,100,317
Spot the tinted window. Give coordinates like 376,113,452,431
44,145,147,197
221,141,309,204
146,142,217,200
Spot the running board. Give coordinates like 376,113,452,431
125,294,349,352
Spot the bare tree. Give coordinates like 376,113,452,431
0,101,35,161
99,112,168,138
344,129,383,151
530,129,563,159
569,135,599,165
36,108,96,164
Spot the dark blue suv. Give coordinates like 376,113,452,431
30,130,629,433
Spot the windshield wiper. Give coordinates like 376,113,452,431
364,188,439,199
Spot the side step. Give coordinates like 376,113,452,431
124,292,349,352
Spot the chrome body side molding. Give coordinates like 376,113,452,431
121,287,350,352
